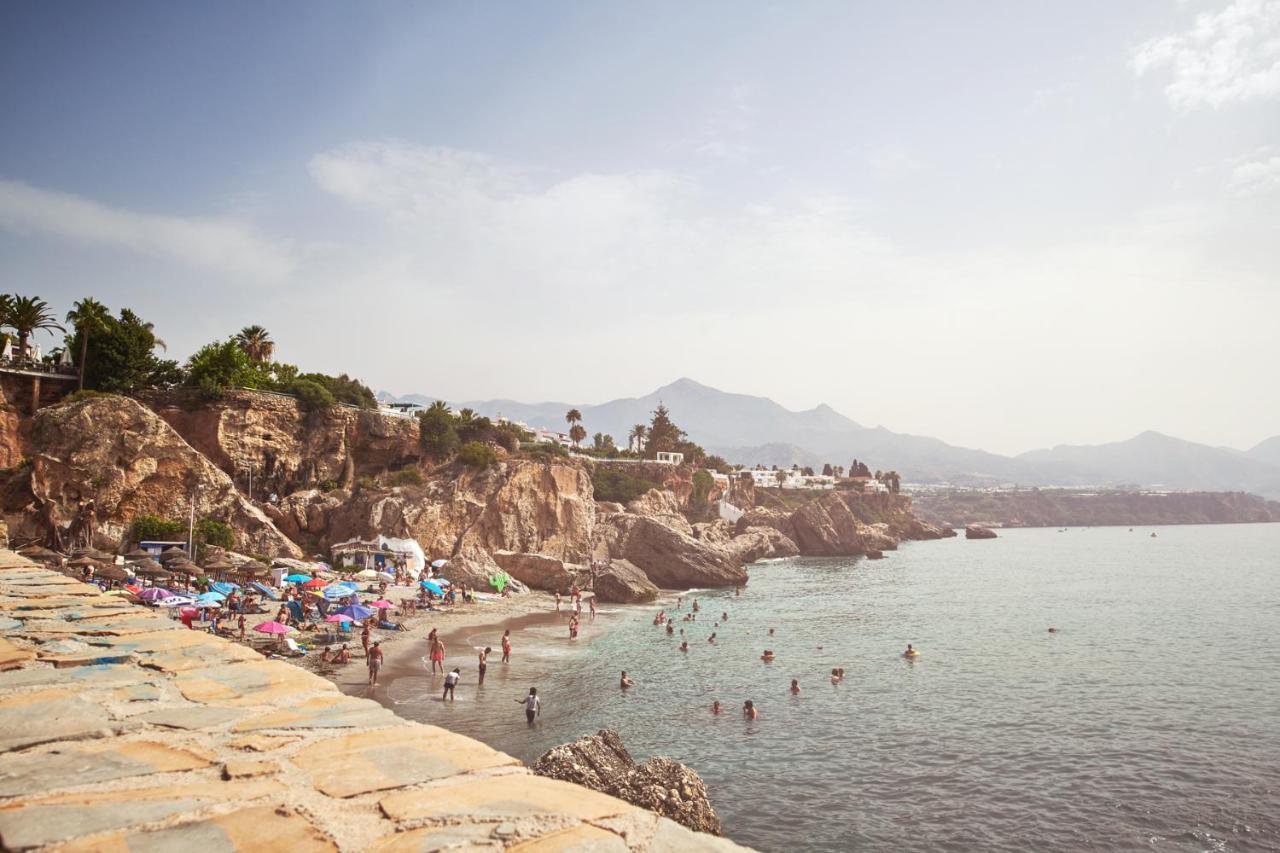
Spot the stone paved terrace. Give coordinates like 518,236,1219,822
0,551,749,852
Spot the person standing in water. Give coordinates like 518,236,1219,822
588,596,596,620
620,670,634,689
517,687,541,724
711,700,722,715
501,629,512,663
743,699,758,720
443,667,460,701
790,679,801,694
429,635,446,674
478,646,491,685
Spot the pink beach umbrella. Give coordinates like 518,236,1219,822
325,613,358,624
253,621,293,635
138,587,172,603
369,599,394,609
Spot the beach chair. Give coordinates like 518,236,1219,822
284,637,308,657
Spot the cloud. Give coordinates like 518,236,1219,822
1229,148,1280,194
0,179,296,282
1131,0,1280,109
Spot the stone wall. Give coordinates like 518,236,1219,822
0,552,746,851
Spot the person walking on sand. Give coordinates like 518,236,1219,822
589,596,596,620
501,629,512,663
443,667,460,702
367,641,384,685
555,591,561,612
429,635,446,674
361,622,371,658
517,687,541,724
478,646,491,685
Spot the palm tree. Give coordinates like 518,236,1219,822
628,424,647,453
65,298,111,390
235,325,274,363
143,320,167,351
6,295,64,359
565,408,582,427
569,423,587,447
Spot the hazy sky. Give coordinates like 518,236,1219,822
1,1,1277,455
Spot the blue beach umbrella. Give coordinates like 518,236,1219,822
211,582,239,596
194,593,225,607
420,579,444,595
283,574,311,583
322,584,355,601
335,604,374,621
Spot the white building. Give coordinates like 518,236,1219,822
654,451,684,465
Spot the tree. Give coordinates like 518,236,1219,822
775,470,787,488
457,441,496,469
234,325,275,363
72,308,180,393
822,463,834,477
5,295,64,358
802,466,814,476
65,298,111,390
569,423,587,447
565,409,582,429
628,424,647,452
705,454,731,474
185,340,260,398
418,401,459,459
645,404,685,456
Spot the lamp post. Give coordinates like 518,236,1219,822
187,484,203,558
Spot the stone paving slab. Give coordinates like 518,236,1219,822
48,806,339,853
0,687,110,751
0,779,278,850
0,663,142,691
369,823,505,852
174,659,332,706
379,775,639,824
135,705,249,730
0,740,211,797
0,638,34,670
231,694,399,731
510,824,630,852
296,726,520,798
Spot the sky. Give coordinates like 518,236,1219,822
1,0,1277,455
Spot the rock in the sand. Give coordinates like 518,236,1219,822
492,551,579,592
533,729,722,836
965,524,998,540
592,559,659,603
603,514,747,588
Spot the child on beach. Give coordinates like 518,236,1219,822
478,646,490,685
443,667,460,701
517,687,541,724
502,629,512,663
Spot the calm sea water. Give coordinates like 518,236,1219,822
384,524,1280,852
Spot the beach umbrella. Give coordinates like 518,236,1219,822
355,568,378,580
431,559,448,569
20,546,63,563
159,547,188,562
67,555,100,569
284,574,312,583
335,604,374,621
211,582,240,596
194,592,226,606
138,587,172,603
375,571,395,583
88,548,117,562
203,556,236,570
325,613,357,624
123,548,153,560
157,596,195,608
369,599,394,609
96,565,131,582
420,579,444,595
253,621,292,635
301,578,327,589
336,581,360,591
132,559,168,577
166,561,198,576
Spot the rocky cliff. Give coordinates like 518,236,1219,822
736,490,947,558
7,395,300,556
912,487,1280,528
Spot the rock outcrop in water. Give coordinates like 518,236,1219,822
965,524,998,539
592,558,660,603
533,729,722,836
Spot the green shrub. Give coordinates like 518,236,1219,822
522,441,568,460
318,479,339,492
61,389,112,405
355,474,378,491
127,514,185,544
286,378,336,410
418,406,460,458
389,465,424,487
195,518,235,551
458,441,497,470
592,467,655,504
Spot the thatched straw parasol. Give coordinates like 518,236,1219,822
95,564,131,582
133,561,171,578
20,546,63,563
166,560,199,576
159,546,188,563
123,548,153,560
203,557,236,572
67,555,101,569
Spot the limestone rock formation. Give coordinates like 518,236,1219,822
592,558,659,603
492,551,581,593
533,729,722,836
724,525,800,563
597,513,747,588
965,524,998,539
627,488,684,518
18,395,300,556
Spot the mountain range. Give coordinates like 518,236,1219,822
379,378,1280,497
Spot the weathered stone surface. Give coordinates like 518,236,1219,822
0,687,108,751
231,694,397,731
512,824,630,851
600,515,746,589
296,726,518,798
223,758,278,778
0,780,277,850
0,637,33,670
52,805,336,853
173,659,331,706
723,527,799,564
965,524,998,539
592,559,659,604
0,663,139,691
380,774,637,823
136,705,249,730
0,740,210,797
370,823,503,852
227,733,299,752
533,730,722,836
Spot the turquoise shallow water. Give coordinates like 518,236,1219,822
386,523,1280,852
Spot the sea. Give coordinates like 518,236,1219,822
383,523,1280,852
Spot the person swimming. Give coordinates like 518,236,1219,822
743,699,758,720
711,700,722,715
903,644,919,658
666,622,674,635
790,679,800,694
761,650,775,662
679,641,689,652
830,667,842,684
708,633,717,644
